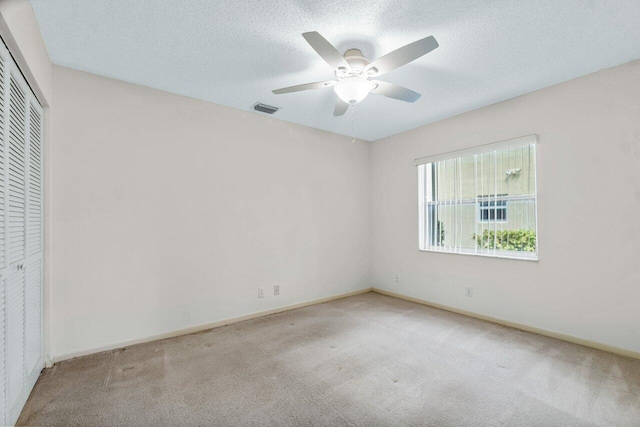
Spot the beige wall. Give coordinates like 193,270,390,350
50,66,371,360
8,0,640,360
371,60,640,354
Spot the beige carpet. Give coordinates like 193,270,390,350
18,292,640,426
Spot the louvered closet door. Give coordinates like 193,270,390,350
0,40,45,426
25,100,43,385
6,70,28,426
0,51,6,427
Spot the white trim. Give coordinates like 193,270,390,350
52,288,373,363
414,134,537,166
419,246,539,261
55,287,640,367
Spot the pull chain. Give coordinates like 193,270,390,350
351,104,356,143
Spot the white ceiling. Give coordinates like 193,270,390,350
30,0,640,141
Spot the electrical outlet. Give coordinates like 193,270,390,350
466,287,473,297
274,285,280,296
395,273,400,283
258,287,264,298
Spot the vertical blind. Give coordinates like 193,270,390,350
0,39,44,426
417,136,538,260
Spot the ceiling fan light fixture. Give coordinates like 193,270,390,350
334,76,375,104
272,32,438,115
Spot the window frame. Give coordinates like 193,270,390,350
416,135,539,261
478,195,508,223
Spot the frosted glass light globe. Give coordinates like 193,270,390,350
333,76,375,104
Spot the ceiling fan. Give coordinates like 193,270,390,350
272,32,439,116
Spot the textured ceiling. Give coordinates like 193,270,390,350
30,0,640,141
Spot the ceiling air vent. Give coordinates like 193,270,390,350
252,102,279,114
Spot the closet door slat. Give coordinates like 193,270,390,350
7,77,25,265
0,56,6,271
6,267,25,411
28,105,42,256
25,261,41,375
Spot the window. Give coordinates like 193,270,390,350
417,135,538,260
479,196,507,222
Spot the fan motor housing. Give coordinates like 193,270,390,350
343,49,369,73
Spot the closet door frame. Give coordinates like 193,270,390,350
0,39,44,427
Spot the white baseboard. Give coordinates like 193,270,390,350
52,287,372,364
44,356,54,368
372,288,640,360
54,287,638,364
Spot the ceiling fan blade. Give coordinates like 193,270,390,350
302,32,350,70
272,80,335,95
365,36,439,77
334,98,349,116
371,80,421,102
